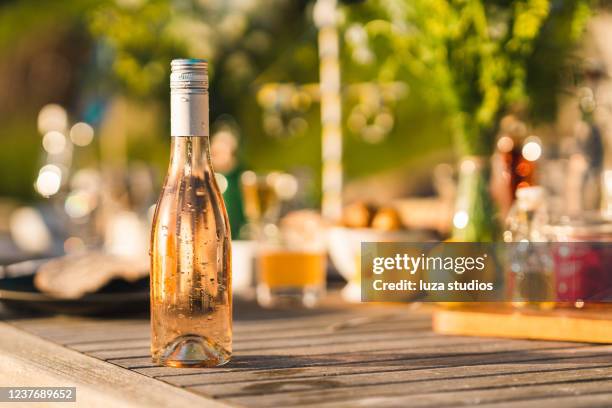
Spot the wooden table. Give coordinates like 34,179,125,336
2,298,612,408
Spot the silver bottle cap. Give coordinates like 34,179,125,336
170,59,209,136
170,59,208,93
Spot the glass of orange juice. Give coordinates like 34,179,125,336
256,211,327,308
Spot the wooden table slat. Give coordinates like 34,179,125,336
157,345,612,387
198,359,612,400
226,375,612,408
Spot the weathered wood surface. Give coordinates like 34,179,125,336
2,298,612,407
0,322,228,408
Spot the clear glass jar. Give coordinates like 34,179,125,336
504,187,555,309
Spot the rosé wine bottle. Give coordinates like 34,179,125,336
150,59,231,367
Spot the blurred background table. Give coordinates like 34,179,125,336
2,296,612,408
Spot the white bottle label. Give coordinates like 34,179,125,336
170,92,209,137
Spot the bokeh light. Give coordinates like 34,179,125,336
274,173,299,200
37,104,68,134
460,158,477,174
453,210,469,229
70,122,95,146
42,131,67,154
496,135,514,153
215,172,229,194
241,170,257,186
522,136,542,161
35,164,62,197
65,190,97,218
9,207,52,253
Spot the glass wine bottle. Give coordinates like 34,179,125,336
150,59,232,367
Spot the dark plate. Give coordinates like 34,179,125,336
0,275,149,315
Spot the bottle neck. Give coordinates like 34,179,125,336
169,136,213,175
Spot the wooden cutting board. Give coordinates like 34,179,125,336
433,306,612,343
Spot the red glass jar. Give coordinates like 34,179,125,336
548,215,612,305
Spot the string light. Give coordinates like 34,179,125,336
42,131,67,154
522,136,542,162
497,135,514,153
36,164,62,197
453,210,469,229
37,104,67,134
215,173,229,194
70,122,95,146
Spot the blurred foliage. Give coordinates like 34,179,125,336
0,119,40,199
0,0,99,200
88,1,185,99
85,0,454,198
85,0,326,197
342,0,591,241
0,0,97,50
0,0,595,209
87,0,312,99
526,0,592,121
344,0,592,156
